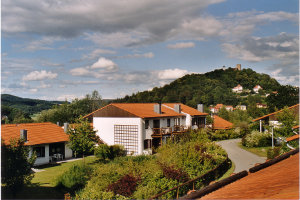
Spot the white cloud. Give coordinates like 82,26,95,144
156,68,189,80
167,42,195,49
22,70,58,81
1,88,13,93
56,94,84,101
29,88,38,93
90,57,118,71
116,52,154,58
83,48,116,60
70,67,92,76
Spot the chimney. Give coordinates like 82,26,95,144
154,104,162,114
57,122,60,126
64,123,69,133
20,129,27,142
174,104,181,113
197,104,204,112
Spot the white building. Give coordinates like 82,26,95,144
253,85,263,93
2,122,72,166
84,103,208,155
236,105,247,111
232,84,243,93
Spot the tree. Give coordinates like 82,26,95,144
275,107,298,137
1,139,36,196
266,85,299,112
67,116,100,157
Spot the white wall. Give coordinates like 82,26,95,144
30,144,49,166
93,117,143,154
65,143,73,159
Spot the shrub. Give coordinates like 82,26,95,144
94,144,126,162
161,164,189,182
242,131,272,147
107,174,140,197
267,147,281,159
56,163,93,193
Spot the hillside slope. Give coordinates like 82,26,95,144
1,94,65,115
115,68,281,107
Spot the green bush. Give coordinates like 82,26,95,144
209,128,244,141
242,131,272,147
94,144,126,162
56,163,93,193
267,147,281,159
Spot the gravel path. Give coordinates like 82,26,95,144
217,138,266,173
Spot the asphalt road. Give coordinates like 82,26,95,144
217,138,266,173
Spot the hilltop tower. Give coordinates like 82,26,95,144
236,64,241,71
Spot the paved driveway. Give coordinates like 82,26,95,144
217,138,266,173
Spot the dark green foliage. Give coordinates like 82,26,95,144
209,128,247,141
94,144,126,162
275,106,298,137
267,147,281,159
115,68,281,109
37,90,104,124
56,164,93,193
67,117,100,157
1,139,36,195
161,164,189,182
107,174,140,197
1,104,33,124
266,85,299,112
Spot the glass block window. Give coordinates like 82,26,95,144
114,125,138,155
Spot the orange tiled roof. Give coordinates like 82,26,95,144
214,104,224,109
253,104,299,122
213,115,233,130
293,125,299,129
201,153,299,199
286,134,300,142
163,103,208,116
84,103,207,119
1,122,69,146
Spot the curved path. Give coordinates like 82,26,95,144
217,138,266,173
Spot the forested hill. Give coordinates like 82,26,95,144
115,67,281,107
1,94,65,115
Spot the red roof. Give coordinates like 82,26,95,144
1,122,69,146
286,134,300,142
253,104,299,122
84,103,207,119
201,153,299,199
213,115,233,130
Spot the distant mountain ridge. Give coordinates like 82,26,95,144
1,94,65,115
115,67,281,107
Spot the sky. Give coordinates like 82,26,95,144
1,0,299,101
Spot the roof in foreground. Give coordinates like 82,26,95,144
84,103,207,119
1,122,69,146
213,115,233,130
253,104,299,122
200,152,299,199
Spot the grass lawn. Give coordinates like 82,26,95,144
2,156,98,199
238,142,271,158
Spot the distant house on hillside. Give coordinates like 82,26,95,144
236,105,247,111
253,85,263,93
84,103,208,155
210,104,233,113
253,104,299,132
1,122,72,166
232,84,243,93
256,103,267,108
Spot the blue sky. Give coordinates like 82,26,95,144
1,0,299,101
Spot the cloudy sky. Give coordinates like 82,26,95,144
1,0,299,101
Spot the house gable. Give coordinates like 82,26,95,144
91,104,139,118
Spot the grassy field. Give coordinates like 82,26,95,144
238,142,271,158
2,156,98,199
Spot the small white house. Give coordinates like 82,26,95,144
232,84,243,93
2,122,72,166
84,103,208,155
253,85,263,93
236,105,247,111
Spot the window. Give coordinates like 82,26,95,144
33,146,45,157
167,118,171,127
174,118,180,126
145,120,149,129
114,125,138,155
